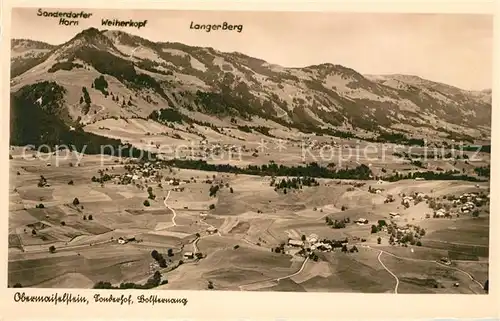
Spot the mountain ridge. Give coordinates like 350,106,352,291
10,28,492,142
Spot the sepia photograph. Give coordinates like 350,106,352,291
6,6,492,296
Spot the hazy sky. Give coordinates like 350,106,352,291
11,8,493,90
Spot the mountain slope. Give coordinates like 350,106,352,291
10,80,144,156
10,28,491,142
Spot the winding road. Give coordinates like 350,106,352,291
163,190,177,227
377,251,399,294
366,245,485,293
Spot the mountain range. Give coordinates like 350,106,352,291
10,27,492,147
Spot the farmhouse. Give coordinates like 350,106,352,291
288,239,304,247
314,242,332,251
354,218,368,225
435,209,446,217
117,237,127,244
307,234,319,244
206,226,218,234
183,252,194,259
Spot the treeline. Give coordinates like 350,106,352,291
237,125,274,137
148,107,223,133
474,166,490,177
162,159,373,180
384,170,486,182
93,271,167,290
325,217,351,229
461,145,491,154
373,132,425,146
271,176,319,190
393,151,470,160
47,61,84,73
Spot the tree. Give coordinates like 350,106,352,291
88,215,93,220
195,252,203,259
151,250,160,260
153,271,162,282
377,237,381,244
167,248,174,257
233,245,240,250
208,281,214,289
83,215,87,220
209,204,215,210
12,283,23,288
49,245,56,253
143,200,150,207
68,180,74,185
301,235,306,241
230,187,234,193
484,279,489,293
31,229,37,236
61,221,66,226
377,220,387,227
371,225,378,234
73,198,80,206
416,241,422,246
195,233,200,238
341,244,348,253
82,86,91,105
472,210,480,218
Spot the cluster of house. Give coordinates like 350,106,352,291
399,192,427,207
287,234,339,252
434,208,448,218
453,192,487,214
432,192,488,217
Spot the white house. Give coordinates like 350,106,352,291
307,234,319,244
117,237,127,244
206,226,218,234
183,252,194,259
288,239,304,247
355,218,368,225
435,209,446,217
389,212,400,218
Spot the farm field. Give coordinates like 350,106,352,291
8,144,491,293
7,14,492,294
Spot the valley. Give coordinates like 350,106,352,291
8,26,491,293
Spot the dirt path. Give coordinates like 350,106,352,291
192,237,200,253
276,257,309,282
435,261,484,288
163,190,177,227
200,219,222,237
366,245,485,293
238,257,309,291
377,251,399,294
